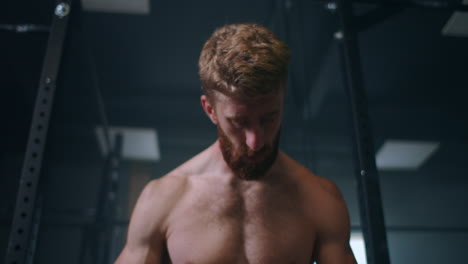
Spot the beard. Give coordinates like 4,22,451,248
217,126,280,180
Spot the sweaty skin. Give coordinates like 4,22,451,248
115,93,357,264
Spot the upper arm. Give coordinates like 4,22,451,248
115,179,172,264
312,178,357,264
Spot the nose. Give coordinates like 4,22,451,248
245,126,265,152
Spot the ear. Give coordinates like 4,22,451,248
201,95,218,125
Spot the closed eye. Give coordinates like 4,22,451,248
230,119,248,128
261,117,275,124
261,113,279,124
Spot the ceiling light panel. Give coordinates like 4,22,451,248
96,126,161,162
81,0,150,15
376,140,440,170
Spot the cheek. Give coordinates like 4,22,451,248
219,122,244,144
265,121,281,142
265,118,281,130
228,130,245,147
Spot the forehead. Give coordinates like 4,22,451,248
214,92,283,115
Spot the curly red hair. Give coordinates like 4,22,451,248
199,24,290,101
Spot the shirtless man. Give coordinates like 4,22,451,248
115,24,357,264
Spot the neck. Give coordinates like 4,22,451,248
210,140,283,182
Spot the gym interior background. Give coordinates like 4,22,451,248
1,0,467,263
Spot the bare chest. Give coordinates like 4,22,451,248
165,183,315,264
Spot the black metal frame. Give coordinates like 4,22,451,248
336,0,391,263
333,0,467,263
335,0,468,264
89,134,123,264
354,0,468,12
75,3,124,261
4,1,72,264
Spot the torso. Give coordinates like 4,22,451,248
160,150,322,264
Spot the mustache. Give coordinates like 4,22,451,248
245,145,270,157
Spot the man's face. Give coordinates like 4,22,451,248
211,92,284,180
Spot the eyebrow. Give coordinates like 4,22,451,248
265,110,280,117
226,114,245,121
226,110,280,120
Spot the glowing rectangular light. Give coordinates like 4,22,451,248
376,140,439,170
312,232,367,264
81,0,150,15
95,126,160,161
350,232,367,264
442,0,468,37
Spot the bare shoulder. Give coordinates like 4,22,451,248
144,173,187,205
116,147,214,264
314,176,350,231
282,153,340,194
146,171,189,198
280,153,356,263
281,152,348,219
130,172,188,237
115,172,188,263
138,145,215,215
316,176,345,203
311,176,355,263
305,174,347,220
